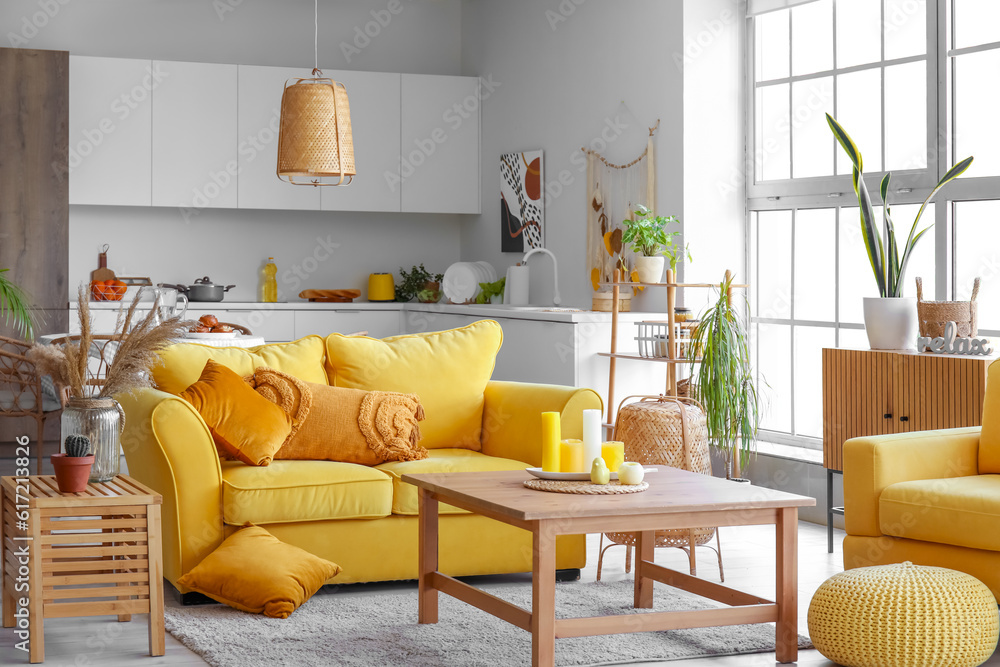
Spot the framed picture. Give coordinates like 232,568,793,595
500,150,544,252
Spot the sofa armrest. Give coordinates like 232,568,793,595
119,388,224,589
844,426,981,537
480,381,603,467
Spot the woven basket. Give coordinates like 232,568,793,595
606,395,712,549
916,277,979,338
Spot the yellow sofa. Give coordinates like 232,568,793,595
843,362,1000,599
120,321,598,595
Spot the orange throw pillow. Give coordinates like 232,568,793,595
273,382,428,465
180,360,292,466
246,366,313,447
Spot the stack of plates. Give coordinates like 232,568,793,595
442,261,496,304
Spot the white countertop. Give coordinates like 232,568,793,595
72,300,673,324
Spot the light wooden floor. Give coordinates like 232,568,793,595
1,456,998,665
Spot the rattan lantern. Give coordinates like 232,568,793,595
276,0,355,187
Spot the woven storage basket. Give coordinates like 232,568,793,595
606,395,712,549
916,276,979,338
808,561,999,667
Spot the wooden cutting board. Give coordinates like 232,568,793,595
299,289,362,303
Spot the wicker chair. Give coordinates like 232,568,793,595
596,395,725,581
0,335,64,473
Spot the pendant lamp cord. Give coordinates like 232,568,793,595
313,0,320,76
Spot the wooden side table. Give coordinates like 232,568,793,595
1,475,165,663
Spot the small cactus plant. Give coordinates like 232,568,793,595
64,434,92,458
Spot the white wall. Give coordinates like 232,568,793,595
459,0,684,310
2,0,464,302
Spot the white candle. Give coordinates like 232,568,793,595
582,409,602,473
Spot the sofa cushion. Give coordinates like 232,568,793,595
221,459,392,525
978,360,1000,473
153,336,327,395
325,320,503,450
879,475,1000,551
375,448,529,515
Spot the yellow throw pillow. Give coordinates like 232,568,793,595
325,320,502,450
177,523,341,619
273,383,427,465
979,359,1000,473
152,336,327,395
179,360,292,466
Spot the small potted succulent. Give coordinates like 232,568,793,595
621,205,688,283
51,434,94,493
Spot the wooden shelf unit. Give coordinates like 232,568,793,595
604,269,746,436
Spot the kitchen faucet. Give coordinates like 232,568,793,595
521,247,561,306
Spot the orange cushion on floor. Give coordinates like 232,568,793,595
179,360,292,466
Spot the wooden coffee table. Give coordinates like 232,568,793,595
403,468,815,667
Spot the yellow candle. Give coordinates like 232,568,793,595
601,441,625,473
541,412,561,472
560,439,584,473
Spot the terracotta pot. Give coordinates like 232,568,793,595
51,454,95,493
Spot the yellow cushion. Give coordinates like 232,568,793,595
978,359,1000,473
179,360,291,467
376,448,530,515
153,336,327,396
221,459,392,525
177,523,341,619
879,475,1000,551
324,320,502,450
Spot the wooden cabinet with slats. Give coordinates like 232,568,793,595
822,348,989,471
821,347,990,552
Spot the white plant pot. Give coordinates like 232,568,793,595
634,256,665,284
863,297,918,350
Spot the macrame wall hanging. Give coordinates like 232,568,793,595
586,120,659,299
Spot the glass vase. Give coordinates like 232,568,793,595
61,397,122,482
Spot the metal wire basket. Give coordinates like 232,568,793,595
635,320,695,359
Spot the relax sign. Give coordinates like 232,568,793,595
917,321,993,355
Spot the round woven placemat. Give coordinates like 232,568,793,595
523,479,649,494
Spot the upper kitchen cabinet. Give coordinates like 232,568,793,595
69,56,154,206
152,61,238,211
237,64,321,211
320,70,401,213
400,74,481,214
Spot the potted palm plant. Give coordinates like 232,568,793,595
621,206,688,283
686,274,761,481
826,114,973,350
0,267,34,338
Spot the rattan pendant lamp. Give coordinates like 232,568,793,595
276,0,355,186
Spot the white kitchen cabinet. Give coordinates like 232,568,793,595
294,310,400,339
320,71,401,213
236,65,321,211
152,61,238,210
400,74,481,214
69,56,154,206
216,308,296,342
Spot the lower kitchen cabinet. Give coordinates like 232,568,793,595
293,310,400,339
219,308,296,342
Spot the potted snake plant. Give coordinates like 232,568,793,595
686,274,761,481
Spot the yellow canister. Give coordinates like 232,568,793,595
368,273,396,302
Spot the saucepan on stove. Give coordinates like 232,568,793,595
159,276,236,302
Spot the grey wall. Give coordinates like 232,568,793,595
459,0,684,309
2,0,464,302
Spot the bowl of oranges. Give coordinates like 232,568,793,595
91,279,128,301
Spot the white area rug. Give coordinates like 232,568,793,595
165,579,812,666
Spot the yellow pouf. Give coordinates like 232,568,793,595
808,562,999,667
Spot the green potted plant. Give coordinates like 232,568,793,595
621,205,687,283
0,267,35,338
51,434,94,493
396,264,443,303
686,274,761,481
825,114,973,350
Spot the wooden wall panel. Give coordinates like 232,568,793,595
822,348,989,471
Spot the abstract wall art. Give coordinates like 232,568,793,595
500,149,543,252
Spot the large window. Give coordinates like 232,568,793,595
747,0,1000,448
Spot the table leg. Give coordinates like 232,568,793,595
418,488,439,624
634,530,654,609
531,520,556,667
826,469,834,554
147,504,165,657
775,507,798,664
28,507,44,664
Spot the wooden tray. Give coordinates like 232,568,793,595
299,289,361,303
